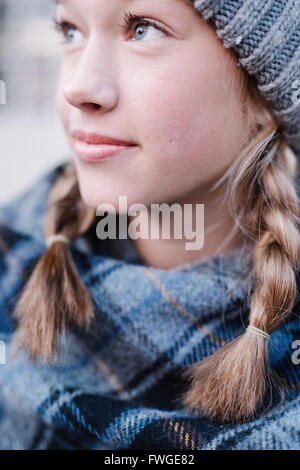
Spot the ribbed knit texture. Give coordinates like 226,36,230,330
193,0,300,156
0,162,299,449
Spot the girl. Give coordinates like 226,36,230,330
0,0,299,450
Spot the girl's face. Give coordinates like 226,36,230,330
56,0,249,210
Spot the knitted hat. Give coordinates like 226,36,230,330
193,0,300,157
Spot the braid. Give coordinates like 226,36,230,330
181,82,300,422
11,162,97,363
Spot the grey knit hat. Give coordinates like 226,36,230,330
193,0,300,157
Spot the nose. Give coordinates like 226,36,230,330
62,41,118,114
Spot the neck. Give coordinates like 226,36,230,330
128,185,248,270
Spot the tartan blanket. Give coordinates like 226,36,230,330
0,160,299,450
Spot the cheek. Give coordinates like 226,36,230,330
128,53,237,174
143,92,215,161
143,96,221,192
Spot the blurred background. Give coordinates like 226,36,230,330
0,0,70,204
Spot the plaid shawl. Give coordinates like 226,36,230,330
0,160,299,450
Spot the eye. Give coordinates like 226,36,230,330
53,18,84,46
122,11,168,42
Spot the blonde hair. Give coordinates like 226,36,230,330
10,71,300,423
182,74,300,422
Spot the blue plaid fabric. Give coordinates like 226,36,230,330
0,161,299,450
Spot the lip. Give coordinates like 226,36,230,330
71,130,137,163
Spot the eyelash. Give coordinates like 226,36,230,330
121,10,168,37
52,10,168,45
53,18,75,44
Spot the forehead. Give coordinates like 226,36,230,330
56,0,194,8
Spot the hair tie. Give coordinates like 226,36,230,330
246,325,270,341
46,234,70,248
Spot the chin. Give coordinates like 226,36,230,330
78,191,101,210
76,183,122,213
74,162,153,212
